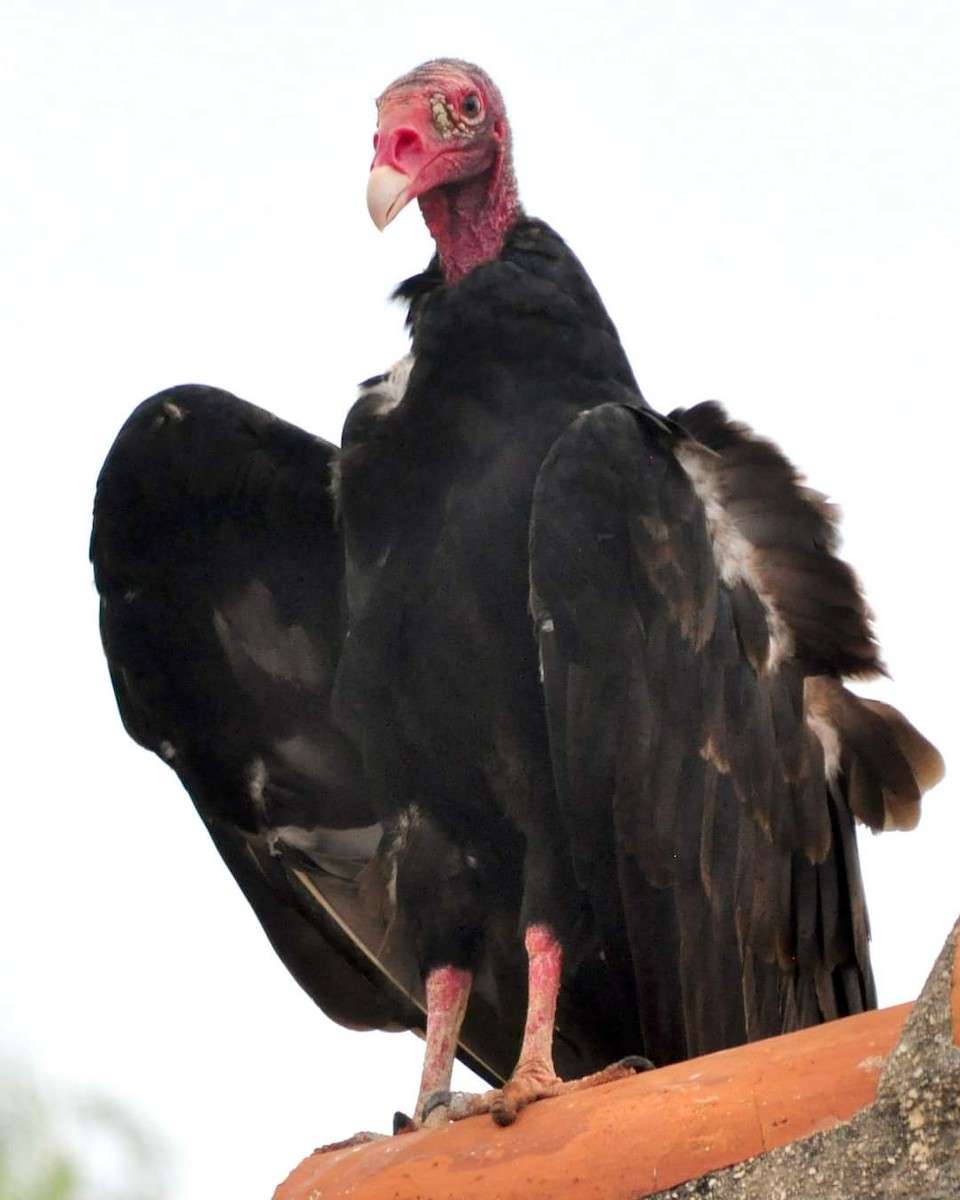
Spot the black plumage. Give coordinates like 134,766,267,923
91,382,623,1090
91,58,943,1128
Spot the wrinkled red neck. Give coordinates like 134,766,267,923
418,151,520,284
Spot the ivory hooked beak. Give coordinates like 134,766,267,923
367,165,411,231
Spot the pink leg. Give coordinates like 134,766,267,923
441,924,650,1127
413,965,472,1122
320,964,473,1147
486,923,564,1124
515,924,563,1074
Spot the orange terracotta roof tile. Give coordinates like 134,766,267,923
275,920,959,1200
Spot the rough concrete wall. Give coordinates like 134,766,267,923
652,922,960,1200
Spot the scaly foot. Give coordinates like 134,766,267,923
423,1054,653,1127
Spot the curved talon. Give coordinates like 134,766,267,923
421,1089,458,1127
491,1074,564,1126
392,1110,417,1135
619,1054,655,1073
491,1093,520,1127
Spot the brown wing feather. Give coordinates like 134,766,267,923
531,401,942,1066
672,401,881,678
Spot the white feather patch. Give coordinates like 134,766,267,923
676,442,794,673
266,822,382,877
359,354,414,417
804,702,842,781
213,580,325,689
247,755,268,814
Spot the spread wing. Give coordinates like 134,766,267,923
529,400,944,1065
90,384,523,1084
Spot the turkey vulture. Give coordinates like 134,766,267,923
92,58,943,1130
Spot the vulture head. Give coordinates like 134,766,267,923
367,58,521,281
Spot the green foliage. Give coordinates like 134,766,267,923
0,1058,170,1200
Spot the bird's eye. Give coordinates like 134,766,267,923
461,93,483,121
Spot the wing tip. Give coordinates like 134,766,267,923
806,678,944,833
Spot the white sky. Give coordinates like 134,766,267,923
2,2,957,1197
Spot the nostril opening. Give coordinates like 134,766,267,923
393,129,420,158
374,126,424,172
